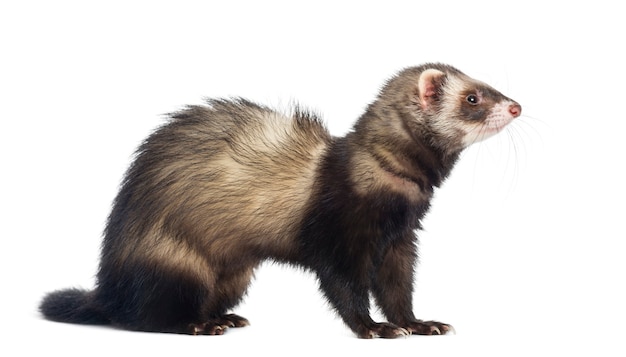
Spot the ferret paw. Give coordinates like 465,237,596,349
187,314,250,335
404,320,455,335
219,313,250,328
358,322,410,339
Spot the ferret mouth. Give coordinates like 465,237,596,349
462,115,515,146
484,117,515,133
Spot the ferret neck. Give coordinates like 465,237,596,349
350,112,460,190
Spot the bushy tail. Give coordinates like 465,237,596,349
39,288,109,324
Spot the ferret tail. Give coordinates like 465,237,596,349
39,288,110,325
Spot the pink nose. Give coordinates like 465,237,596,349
509,103,522,118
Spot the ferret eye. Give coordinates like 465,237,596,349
466,94,479,105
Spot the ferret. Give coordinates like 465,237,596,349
40,63,521,338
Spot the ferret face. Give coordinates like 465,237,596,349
455,81,521,146
416,67,521,149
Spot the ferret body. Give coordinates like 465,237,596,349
40,63,521,338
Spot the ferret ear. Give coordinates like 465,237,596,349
416,68,446,110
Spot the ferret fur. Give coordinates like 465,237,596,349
40,63,521,338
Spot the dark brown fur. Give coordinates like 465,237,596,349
40,63,521,338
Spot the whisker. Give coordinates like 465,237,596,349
469,124,487,193
513,115,549,150
504,126,522,193
469,122,495,196
467,121,490,146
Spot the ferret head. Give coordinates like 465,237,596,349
384,64,521,151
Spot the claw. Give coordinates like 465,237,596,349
397,327,410,337
185,314,250,335
444,325,456,335
404,320,454,336
360,322,411,339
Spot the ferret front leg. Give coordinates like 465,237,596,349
316,269,409,339
372,235,454,335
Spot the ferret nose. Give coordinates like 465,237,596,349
509,103,522,118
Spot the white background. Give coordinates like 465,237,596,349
1,1,624,355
